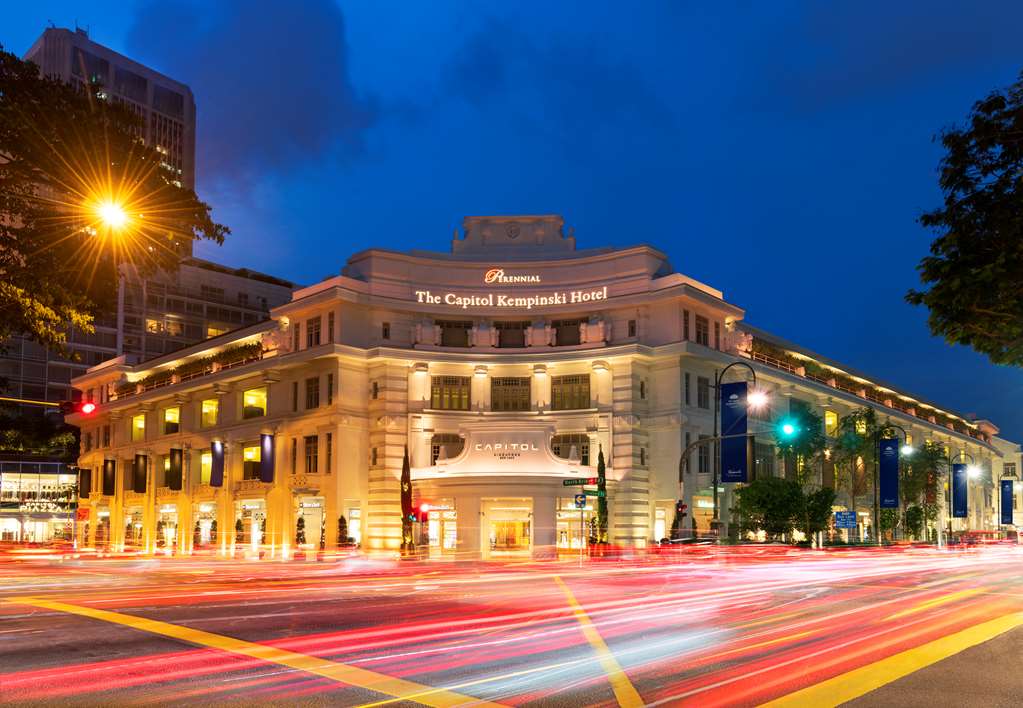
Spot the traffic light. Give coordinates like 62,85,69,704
675,500,688,518
776,417,800,440
59,400,98,416
408,503,431,523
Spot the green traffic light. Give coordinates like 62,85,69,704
778,418,799,439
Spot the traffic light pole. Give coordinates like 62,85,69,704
676,432,756,540
712,362,757,535
872,424,908,547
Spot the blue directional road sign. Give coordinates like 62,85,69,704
834,511,857,529
574,494,586,509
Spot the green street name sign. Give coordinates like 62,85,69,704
562,477,597,486
584,489,606,498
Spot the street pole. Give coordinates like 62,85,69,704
711,361,758,538
579,488,585,567
873,424,908,547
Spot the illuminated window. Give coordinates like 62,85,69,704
855,418,867,435
131,413,146,442
242,387,267,419
200,451,212,485
905,433,913,446
201,398,218,427
552,375,590,411
146,318,163,334
304,435,319,474
431,376,471,410
206,325,227,339
432,434,464,464
306,316,321,347
825,410,838,437
163,407,180,434
553,434,590,466
491,377,530,411
242,444,261,479
165,320,183,337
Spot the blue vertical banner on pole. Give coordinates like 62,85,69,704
878,438,899,509
1000,479,1013,525
720,381,748,483
210,440,225,487
260,434,275,483
952,463,968,518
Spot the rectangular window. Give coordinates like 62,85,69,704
326,432,333,474
304,435,319,474
371,381,379,399
200,451,212,485
695,315,710,346
371,447,378,466
382,321,390,340
292,322,301,351
306,377,320,409
551,374,590,411
437,320,472,347
495,321,529,348
756,442,776,478
491,377,531,412
1006,463,1017,477
242,387,267,419
825,410,839,437
431,376,471,410
697,376,710,409
698,435,710,474
714,322,721,350
131,413,146,442
83,431,93,452
206,325,226,339
242,444,261,480
102,424,111,447
292,381,299,412
684,372,691,406
163,407,180,435
201,398,218,428
628,319,637,338
552,319,583,346
291,438,298,474
306,317,321,347
683,310,690,340
327,373,334,405
552,434,590,466
328,312,335,343
685,432,691,473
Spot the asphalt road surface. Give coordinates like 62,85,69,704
2,545,1022,706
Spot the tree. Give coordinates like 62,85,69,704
235,518,244,544
907,71,1023,366
337,515,348,546
734,477,804,540
210,520,218,545
193,521,201,548
832,407,879,514
0,47,228,357
802,487,838,539
905,505,925,540
295,516,306,545
595,447,608,544
776,404,828,486
400,447,413,552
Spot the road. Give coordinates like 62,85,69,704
2,545,1022,706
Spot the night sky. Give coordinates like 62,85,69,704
5,1,1023,441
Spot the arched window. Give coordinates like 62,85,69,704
431,434,464,464
552,434,590,466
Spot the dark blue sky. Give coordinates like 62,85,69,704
6,1,1023,440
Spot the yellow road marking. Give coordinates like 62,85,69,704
553,576,643,708
6,596,501,708
884,588,985,621
760,611,1023,708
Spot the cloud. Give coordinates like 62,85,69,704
126,0,376,186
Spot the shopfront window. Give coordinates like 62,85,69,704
552,434,590,466
437,320,471,348
131,413,146,442
431,376,471,410
163,407,180,434
491,377,531,411
242,387,267,419
551,374,590,410
242,444,261,480
495,321,529,348
201,398,218,427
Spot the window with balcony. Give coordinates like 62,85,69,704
242,387,267,419
305,377,320,409
552,319,583,346
242,444,261,480
201,398,218,427
697,376,710,409
431,376,471,410
131,413,146,442
306,316,321,347
495,321,529,348
163,407,180,435
695,315,709,346
552,434,590,466
437,320,471,348
432,434,464,464
304,435,319,474
491,377,531,411
551,374,590,410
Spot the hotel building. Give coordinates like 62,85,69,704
67,216,1022,557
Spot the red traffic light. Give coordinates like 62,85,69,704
80,401,97,415
61,400,98,416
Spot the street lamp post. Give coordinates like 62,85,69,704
873,423,909,547
943,451,976,545
711,361,758,536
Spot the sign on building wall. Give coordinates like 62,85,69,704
720,381,748,483
878,438,899,509
1001,478,1014,525
952,463,968,518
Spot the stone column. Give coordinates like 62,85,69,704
532,494,557,559
455,495,482,559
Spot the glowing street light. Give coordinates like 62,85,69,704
967,465,981,479
747,390,769,410
96,200,128,229
900,444,915,456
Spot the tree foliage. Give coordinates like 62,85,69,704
832,407,879,509
0,47,228,356
907,71,1023,365
776,404,828,486
734,477,804,540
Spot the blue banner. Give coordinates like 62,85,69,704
260,434,275,483
878,438,899,509
952,463,968,518
720,381,748,483
210,441,225,487
1001,478,1014,525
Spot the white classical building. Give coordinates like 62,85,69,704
68,216,1022,558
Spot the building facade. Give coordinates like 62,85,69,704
68,216,1022,558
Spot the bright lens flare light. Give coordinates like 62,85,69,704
967,465,981,479
96,201,128,229
900,444,915,456
781,422,796,436
747,390,769,410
